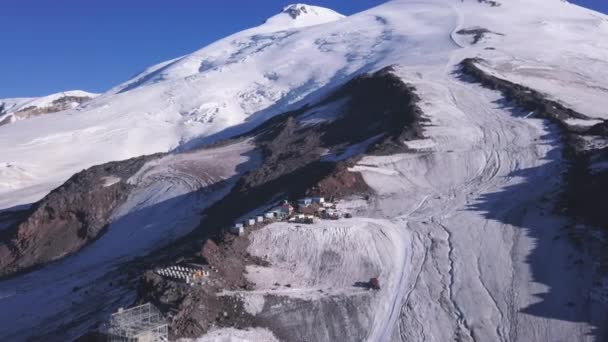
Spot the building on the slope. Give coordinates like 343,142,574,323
298,197,325,210
154,265,210,285
268,201,293,220
297,198,313,208
289,214,315,224
319,208,340,220
231,223,245,235
106,302,168,342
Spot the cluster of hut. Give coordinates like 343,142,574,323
229,197,351,236
154,264,210,285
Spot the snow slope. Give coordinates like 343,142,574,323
233,218,422,342
204,0,607,340
349,72,600,341
2,0,605,211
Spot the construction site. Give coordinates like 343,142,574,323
106,303,168,342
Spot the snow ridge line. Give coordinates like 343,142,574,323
449,3,466,49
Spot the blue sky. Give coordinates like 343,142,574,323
0,0,605,98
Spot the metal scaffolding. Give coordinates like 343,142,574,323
107,303,168,342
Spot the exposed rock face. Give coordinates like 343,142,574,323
283,4,309,19
460,57,608,230
139,232,266,340
14,95,91,116
478,0,501,7
460,58,591,123
0,155,158,278
308,163,370,199
0,94,94,126
456,27,504,44
181,67,423,245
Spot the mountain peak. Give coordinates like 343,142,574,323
263,3,345,29
281,4,314,19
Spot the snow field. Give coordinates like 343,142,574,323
216,218,422,341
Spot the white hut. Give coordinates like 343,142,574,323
230,223,244,235
256,216,264,223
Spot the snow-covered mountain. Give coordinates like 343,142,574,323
1,0,608,341
0,90,98,126
1,0,607,210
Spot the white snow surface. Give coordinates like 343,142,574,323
202,1,605,341
1,0,607,209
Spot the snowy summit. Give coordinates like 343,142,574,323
264,3,345,29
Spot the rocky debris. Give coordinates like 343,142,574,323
169,66,424,249
477,0,501,7
321,66,425,155
200,234,268,289
307,163,370,199
0,95,95,126
283,4,309,19
0,115,12,125
14,95,93,117
460,58,591,123
456,27,504,44
0,92,93,126
138,231,265,340
0,154,160,278
138,271,222,339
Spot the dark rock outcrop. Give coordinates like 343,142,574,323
456,28,504,44
478,0,501,7
0,95,95,127
14,95,93,117
0,154,158,278
460,57,608,231
460,58,591,123
283,5,309,19
184,66,424,245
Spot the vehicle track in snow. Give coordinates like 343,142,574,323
356,58,597,341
